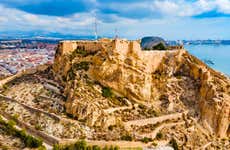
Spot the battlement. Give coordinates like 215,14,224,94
58,40,103,55
58,38,142,56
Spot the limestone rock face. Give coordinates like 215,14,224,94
53,39,230,138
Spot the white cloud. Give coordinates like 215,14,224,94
0,16,7,22
215,0,230,13
153,1,179,15
0,4,97,34
0,1,230,39
149,0,230,17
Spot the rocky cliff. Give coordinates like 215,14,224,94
53,38,230,142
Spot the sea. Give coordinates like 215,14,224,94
184,45,230,76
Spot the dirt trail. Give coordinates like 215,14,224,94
124,111,188,130
139,121,185,139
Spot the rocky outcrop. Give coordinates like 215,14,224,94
53,38,230,138
141,36,166,49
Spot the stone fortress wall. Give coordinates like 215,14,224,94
58,38,143,56
0,64,49,89
57,38,178,77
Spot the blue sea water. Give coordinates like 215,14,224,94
184,45,230,76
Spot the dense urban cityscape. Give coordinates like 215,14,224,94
0,39,57,79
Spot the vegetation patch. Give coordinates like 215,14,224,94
0,116,43,148
53,140,119,150
169,138,179,150
108,125,117,131
12,114,19,122
67,68,75,81
102,87,113,98
156,132,163,140
66,113,74,118
73,61,91,71
140,137,153,143
69,47,98,61
2,84,8,90
152,43,167,50
67,61,91,81
121,134,133,141
35,124,42,131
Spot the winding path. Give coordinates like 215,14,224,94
124,111,188,130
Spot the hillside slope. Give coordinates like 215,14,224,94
51,38,230,148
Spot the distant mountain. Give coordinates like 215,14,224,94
141,36,167,50
0,31,97,40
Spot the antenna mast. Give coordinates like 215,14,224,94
115,28,118,39
94,15,98,40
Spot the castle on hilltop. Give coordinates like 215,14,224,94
58,38,142,55
57,38,184,56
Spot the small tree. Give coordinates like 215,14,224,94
141,137,152,143
169,138,179,150
156,132,163,140
121,135,132,141
152,43,167,50
102,87,113,98
92,145,101,150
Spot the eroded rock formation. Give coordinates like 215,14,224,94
53,38,230,138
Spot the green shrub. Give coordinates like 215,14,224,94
74,140,87,149
103,145,109,150
152,142,158,147
76,48,88,57
2,84,8,90
15,129,26,138
109,145,114,150
69,51,76,61
121,135,133,141
53,144,61,150
66,113,74,118
38,145,47,150
92,145,101,150
24,135,43,148
0,145,9,150
67,68,75,81
102,87,113,98
73,61,90,71
87,146,93,150
152,43,167,50
35,124,42,130
52,140,118,150
147,109,158,117
78,118,87,123
141,137,152,143
113,146,119,150
169,138,179,150
8,120,16,127
138,104,146,109
156,132,163,140
108,125,115,131
12,114,19,121
0,116,43,148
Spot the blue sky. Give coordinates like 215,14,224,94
0,0,230,40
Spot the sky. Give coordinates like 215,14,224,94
0,0,230,40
